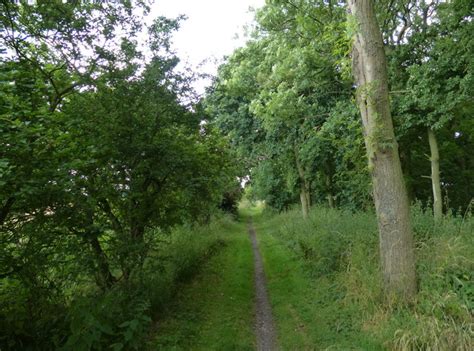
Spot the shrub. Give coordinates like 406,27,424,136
0,214,232,350
63,289,151,351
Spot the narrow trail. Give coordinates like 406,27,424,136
248,220,278,351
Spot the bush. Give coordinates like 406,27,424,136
0,214,233,350
63,290,151,351
0,279,69,350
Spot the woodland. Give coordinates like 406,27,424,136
0,0,473,350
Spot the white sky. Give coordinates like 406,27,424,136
147,0,265,94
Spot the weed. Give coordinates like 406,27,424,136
254,204,473,349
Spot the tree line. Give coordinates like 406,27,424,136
205,0,473,300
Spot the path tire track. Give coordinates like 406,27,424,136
248,220,277,351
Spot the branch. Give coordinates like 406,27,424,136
0,197,15,226
284,0,324,26
98,199,124,234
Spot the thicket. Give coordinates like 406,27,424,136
0,2,240,349
263,205,473,350
0,214,235,350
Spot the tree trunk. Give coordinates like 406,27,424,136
348,0,417,301
299,187,309,219
428,128,442,222
83,209,116,289
325,173,335,208
328,195,334,208
295,148,311,218
89,236,116,289
0,197,14,226
304,179,311,209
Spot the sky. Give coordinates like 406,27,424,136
147,0,266,94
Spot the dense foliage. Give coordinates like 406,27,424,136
206,0,473,214
0,2,238,349
1,0,472,348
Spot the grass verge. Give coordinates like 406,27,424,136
148,217,255,350
253,212,383,350
252,204,473,350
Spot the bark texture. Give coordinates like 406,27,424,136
325,173,335,208
428,128,442,222
83,210,116,289
295,150,311,218
299,187,310,219
348,0,417,300
89,236,117,289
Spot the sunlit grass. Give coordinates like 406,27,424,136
250,203,473,350
149,218,255,350
238,198,265,219
148,202,472,350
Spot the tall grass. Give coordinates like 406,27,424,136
262,204,473,350
0,214,235,350
62,214,236,350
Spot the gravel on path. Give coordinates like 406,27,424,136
248,221,278,351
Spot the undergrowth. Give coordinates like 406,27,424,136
148,216,255,350
261,204,473,350
0,214,233,350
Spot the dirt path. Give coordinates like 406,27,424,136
248,220,277,351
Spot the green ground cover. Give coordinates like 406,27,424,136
146,202,472,350
254,205,473,350
148,217,255,350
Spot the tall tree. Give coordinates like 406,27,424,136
347,0,417,300
1,5,238,347
390,0,474,220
